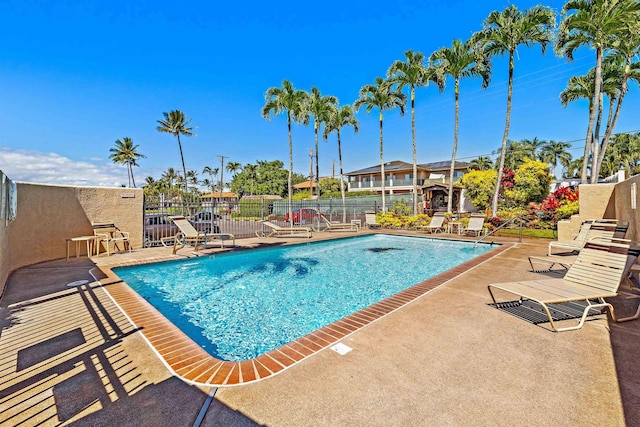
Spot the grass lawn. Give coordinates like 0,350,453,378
495,228,556,239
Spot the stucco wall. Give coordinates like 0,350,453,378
0,183,143,296
0,214,9,296
611,174,640,241
578,183,617,221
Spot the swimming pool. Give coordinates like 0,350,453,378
113,234,493,362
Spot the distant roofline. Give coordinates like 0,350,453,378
345,160,469,175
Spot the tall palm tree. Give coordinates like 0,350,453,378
108,137,145,188
476,4,555,215
468,156,494,171
306,87,338,198
226,161,242,178
387,50,444,214
161,167,179,198
596,33,640,177
202,165,217,193
354,77,406,213
261,80,309,223
540,140,573,177
156,110,196,197
556,0,640,184
324,104,359,222
430,38,490,213
186,169,199,196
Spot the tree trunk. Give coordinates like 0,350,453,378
130,163,136,188
447,79,460,214
597,73,629,179
591,90,604,183
287,112,293,227
491,51,515,216
315,119,321,198
379,109,386,213
583,47,603,184
411,86,418,215
338,130,347,223
176,134,190,215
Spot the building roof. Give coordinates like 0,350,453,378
240,194,283,200
294,177,332,190
345,160,469,175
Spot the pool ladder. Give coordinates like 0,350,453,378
474,215,525,247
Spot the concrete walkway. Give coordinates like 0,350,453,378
1,233,639,426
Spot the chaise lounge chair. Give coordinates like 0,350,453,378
548,219,627,255
461,213,486,237
416,212,446,233
255,220,312,238
168,215,235,255
92,220,132,256
488,238,640,332
319,215,358,232
365,213,381,229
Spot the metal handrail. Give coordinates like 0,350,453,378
474,215,525,247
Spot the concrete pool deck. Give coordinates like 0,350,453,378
1,231,640,426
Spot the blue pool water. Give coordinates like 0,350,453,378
113,234,493,361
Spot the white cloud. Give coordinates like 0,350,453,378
0,147,130,187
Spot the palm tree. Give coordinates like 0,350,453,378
476,4,555,215
324,104,359,222
468,156,494,171
161,167,179,198
430,38,490,213
156,110,196,197
202,165,217,193
244,164,258,196
540,140,573,177
186,169,199,196
226,161,242,178
306,87,338,198
595,33,640,177
261,80,309,223
387,50,444,214
354,77,406,213
556,0,640,184
560,65,625,179
108,137,145,188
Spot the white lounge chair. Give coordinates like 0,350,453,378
365,213,381,229
256,221,312,238
461,213,486,237
319,215,358,232
168,215,235,254
548,219,627,255
416,212,446,233
488,238,640,332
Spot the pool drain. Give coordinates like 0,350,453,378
330,342,353,355
66,280,89,287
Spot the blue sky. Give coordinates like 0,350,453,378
1,0,638,187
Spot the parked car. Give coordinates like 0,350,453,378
191,211,221,221
285,207,325,224
144,214,177,247
144,213,217,247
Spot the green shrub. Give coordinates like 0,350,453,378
556,200,580,220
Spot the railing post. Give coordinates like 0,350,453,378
519,216,523,243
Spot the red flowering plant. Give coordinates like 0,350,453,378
532,186,579,224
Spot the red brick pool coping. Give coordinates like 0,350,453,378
95,241,512,387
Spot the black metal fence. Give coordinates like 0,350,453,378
142,193,416,246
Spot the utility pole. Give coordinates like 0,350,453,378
332,160,335,179
217,155,227,210
309,149,314,198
